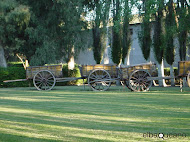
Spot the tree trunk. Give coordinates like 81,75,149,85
124,49,130,66
170,64,175,86
157,59,167,87
0,44,7,68
68,45,75,70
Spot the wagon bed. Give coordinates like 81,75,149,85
26,65,62,79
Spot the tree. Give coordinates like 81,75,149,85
153,0,166,87
0,0,31,67
17,0,58,65
0,43,7,68
18,0,86,69
92,1,105,64
176,0,189,61
55,0,86,69
165,0,177,86
111,0,122,65
84,0,111,64
122,0,133,65
138,0,154,61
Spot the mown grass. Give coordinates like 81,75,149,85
0,86,189,142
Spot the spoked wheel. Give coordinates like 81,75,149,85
88,69,111,91
129,69,152,92
187,72,190,87
33,70,56,91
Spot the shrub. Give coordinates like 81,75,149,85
56,64,84,86
0,67,30,87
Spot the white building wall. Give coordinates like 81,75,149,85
129,24,147,65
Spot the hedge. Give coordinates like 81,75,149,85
0,66,29,87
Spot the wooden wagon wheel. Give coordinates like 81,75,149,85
33,70,56,91
88,69,111,91
129,69,152,92
187,72,190,87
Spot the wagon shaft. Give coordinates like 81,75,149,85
3,79,28,83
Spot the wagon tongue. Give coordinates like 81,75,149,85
3,79,27,83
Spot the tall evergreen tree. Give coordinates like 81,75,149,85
111,0,122,65
138,0,153,61
84,0,111,64
177,0,189,61
122,0,132,65
165,0,177,86
153,0,166,86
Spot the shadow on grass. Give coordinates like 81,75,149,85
0,86,189,141
0,132,61,142
0,129,111,142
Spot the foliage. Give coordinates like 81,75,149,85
30,40,57,66
111,0,122,65
1,0,87,66
153,0,165,64
54,0,86,63
60,64,84,85
0,0,31,61
0,0,189,68
176,0,189,61
85,0,111,63
0,66,29,87
138,20,152,61
92,27,102,63
138,0,154,61
111,0,133,65
164,0,177,65
121,0,132,64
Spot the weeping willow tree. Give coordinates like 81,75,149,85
138,0,154,61
165,0,177,86
153,0,166,87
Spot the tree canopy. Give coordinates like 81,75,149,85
0,0,189,68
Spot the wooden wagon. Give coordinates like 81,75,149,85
4,65,63,90
80,63,157,91
3,61,190,91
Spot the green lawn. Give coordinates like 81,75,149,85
0,86,189,142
